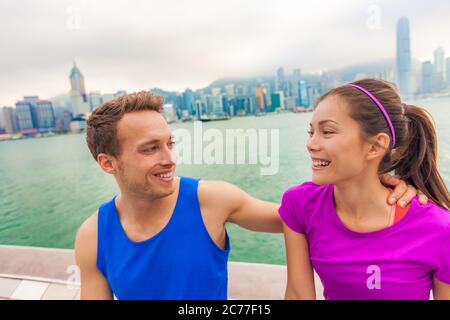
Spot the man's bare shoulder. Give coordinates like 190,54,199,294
75,211,113,299
198,180,245,213
76,212,98,242
198,180,243,200
74,212,98,262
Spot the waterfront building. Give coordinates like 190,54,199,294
396,16,412,98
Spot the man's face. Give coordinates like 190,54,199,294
114,110,177,199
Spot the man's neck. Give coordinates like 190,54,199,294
115,177,180,225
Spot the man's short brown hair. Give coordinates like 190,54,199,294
86,91,164,160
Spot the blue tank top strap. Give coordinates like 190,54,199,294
169,176,200,225
170,176,231,253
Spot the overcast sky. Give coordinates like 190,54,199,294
1,0,450,106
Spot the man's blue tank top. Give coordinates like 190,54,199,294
96,176,230,300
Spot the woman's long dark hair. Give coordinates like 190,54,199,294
315,78,450,209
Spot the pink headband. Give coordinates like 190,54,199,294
347,83,396,148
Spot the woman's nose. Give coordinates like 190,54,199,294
307,136,320,152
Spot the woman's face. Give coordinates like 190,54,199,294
307,95,372,185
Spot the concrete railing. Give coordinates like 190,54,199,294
0,245,324,300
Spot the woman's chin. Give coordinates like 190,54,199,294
311,175,332,185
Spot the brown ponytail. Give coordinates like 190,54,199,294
316,78,450,209
391,104,450,209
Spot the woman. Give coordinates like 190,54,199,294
279,78,450,300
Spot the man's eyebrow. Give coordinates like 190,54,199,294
309,120,339,126
138,136,174,147
138,139,160,147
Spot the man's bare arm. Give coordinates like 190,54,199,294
200,180,282,233
198,174,425,235
74,212,113,300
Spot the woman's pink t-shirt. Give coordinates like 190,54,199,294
279,181,450,300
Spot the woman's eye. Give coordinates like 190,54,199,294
307,130,313,136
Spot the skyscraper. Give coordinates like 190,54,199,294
194,100,203,119
433,47,446,91
69,62,87,102
162,104,177,123
276,67,288,97
225,84,235,99
396,17,412,98
297,80,310,107
0,107,19,133
15,97,55,132
212,95,225,115
446,57,450,88
293,69,302,81
261,82,272,107
235,84,248,97
35,100,56,131
434,47,445,76
421,61,434,95
291,68,302,103
201,94,213,115
15,100,38,131
233,96,252,115
89,91,103,112
183,89,196,116
69,90,90,115
255,86,267,112
270,91,284,111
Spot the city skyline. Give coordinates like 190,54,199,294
2,32,449,139
1,0,450,107
3,11,450,139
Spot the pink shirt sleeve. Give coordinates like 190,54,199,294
434,222,450,284
278,188,305,234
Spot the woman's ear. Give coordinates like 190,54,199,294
367,133,390,161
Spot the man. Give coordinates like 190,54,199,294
75,91,425,299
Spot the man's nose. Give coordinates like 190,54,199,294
160,146,177,165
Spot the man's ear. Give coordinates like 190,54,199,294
97,153,117,174
367,133,390,161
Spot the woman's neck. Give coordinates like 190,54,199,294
333,172,392,222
